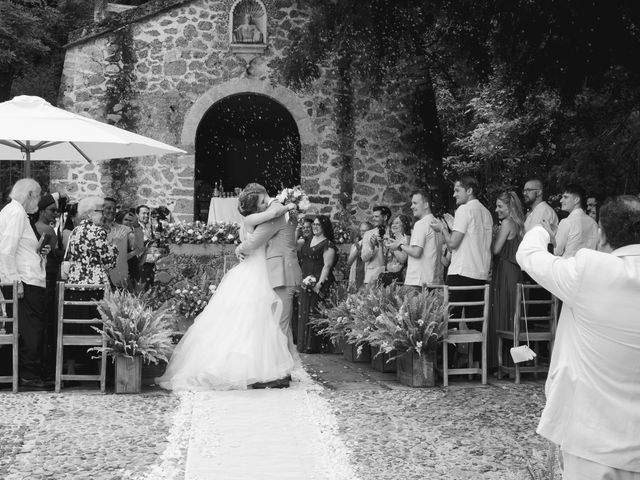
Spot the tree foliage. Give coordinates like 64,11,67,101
1,0,92,102
439,0,640,202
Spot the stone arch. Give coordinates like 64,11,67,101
181,78,317,148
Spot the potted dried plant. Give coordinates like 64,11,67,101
89,290,174,393
365,287,447,387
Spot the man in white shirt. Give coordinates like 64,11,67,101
432,176,492,281
555,184,598,258
516,195,640,479
387,190,443,289
361,205,391,285
431,177,492,315
522,178,558,233
0,178,51,390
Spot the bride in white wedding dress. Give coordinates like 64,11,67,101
157,201,297,391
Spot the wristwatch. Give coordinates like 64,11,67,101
396,244,403,252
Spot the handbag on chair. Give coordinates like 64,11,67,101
510,283,538,363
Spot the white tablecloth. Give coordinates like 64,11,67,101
207,197,244,225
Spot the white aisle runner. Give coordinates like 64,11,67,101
183,368,359,480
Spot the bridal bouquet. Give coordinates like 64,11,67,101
302,275,317,292
276,185,311,212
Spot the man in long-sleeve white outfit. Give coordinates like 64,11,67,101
0,178,51,390
516,195,640,479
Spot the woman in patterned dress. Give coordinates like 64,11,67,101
63,197,118,375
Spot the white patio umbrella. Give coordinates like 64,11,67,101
0,95,186,176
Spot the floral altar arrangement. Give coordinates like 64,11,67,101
89,290,175,365
158,220,241,245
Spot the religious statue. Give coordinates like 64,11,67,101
233,14,263,43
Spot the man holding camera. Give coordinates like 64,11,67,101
0,179,52,390
361,205,391,285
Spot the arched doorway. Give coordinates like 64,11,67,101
194,93,301,221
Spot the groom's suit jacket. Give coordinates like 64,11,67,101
236,214,302,288
516,226,640,472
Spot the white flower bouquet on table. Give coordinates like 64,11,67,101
276,185,311,212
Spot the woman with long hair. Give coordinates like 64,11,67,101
377,214,411,287
489,190,525,370
297,215,338,353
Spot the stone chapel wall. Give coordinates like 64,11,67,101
56,0,430,223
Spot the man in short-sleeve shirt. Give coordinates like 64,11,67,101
431,177,492,316
389,190,443,288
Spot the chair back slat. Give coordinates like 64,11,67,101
448,317,485,323
63,318,102,324
63,300,104,307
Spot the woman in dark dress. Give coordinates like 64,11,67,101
489,190,525,370
296,215,337,353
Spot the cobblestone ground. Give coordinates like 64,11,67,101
0,355,561,480
304,354,562,480
0,390,182,480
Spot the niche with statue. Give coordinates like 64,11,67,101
229,0,268,58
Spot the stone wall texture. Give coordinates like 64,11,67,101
57,0,431,224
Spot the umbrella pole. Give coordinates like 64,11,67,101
24,142,31,178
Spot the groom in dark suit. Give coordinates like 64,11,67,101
236,183,302,387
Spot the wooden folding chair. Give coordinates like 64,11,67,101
497,283,558,383
55,282,109,393
439,284,491,386
0,282,19,393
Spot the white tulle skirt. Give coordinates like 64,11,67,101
157,248,295,391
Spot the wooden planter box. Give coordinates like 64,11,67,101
115,356,142,394
328,336,344,355
396,351,436,387
371,346,397,373
341,339,371,363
